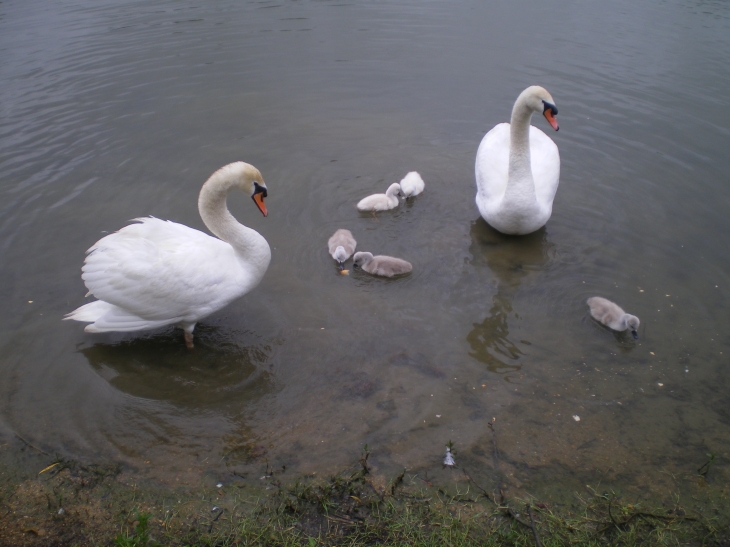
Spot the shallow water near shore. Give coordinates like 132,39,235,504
1,0,729,501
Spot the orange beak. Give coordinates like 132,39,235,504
544,109,559,131
253,192,268,217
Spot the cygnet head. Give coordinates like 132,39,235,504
352,251,373,269
386,182,402,198
624,314,640,339
333,245,348,268
518,85,559,131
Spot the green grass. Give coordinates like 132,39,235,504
3,439,725,546
156,469,727,547
115,513,162,547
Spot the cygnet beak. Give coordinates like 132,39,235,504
631,330,639,339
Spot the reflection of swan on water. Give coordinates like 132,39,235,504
466,293,525,375
81,325,275,407
467,219,553,286
466,220,552,377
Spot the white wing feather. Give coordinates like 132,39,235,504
476,123,510,206
77,217,253,326
476,123,559,209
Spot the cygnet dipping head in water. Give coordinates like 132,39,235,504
327,229,357,270
356,183,402,212
352,251,412,277
587,296,640,339
399,171,425,198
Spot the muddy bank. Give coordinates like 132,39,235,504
1,433,728,546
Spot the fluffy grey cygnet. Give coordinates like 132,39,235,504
327,229,357,269
587,296,640,339
356,182,401,212
399,171,425,198
352,252,412,277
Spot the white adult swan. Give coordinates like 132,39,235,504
475,85,560,235
65,162,271,348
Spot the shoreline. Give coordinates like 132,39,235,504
2,434,728,546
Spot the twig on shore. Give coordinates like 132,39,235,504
359,445,370,475
599,496,697,534
459,466,494,504
608,496,619,527
505,507,534,530
390,468,405,495
487,417,499,462
527,504,543,547
208,508,224,533
460,466,535,530
326,514,354,525
459,417,503,508
608,510,699,528
461,417,548,542
15,434,49,456
417,471,433,487
697,453,715,477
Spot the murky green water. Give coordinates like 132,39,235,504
1,0,728,496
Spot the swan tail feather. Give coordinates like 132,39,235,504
65,300,178,333
64,300,112,323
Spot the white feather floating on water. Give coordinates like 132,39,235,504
443,447,456,467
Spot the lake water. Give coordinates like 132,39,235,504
1,0,729,498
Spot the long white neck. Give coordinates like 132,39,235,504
198,166,270,265
386,183,401,205
505,92,538,205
